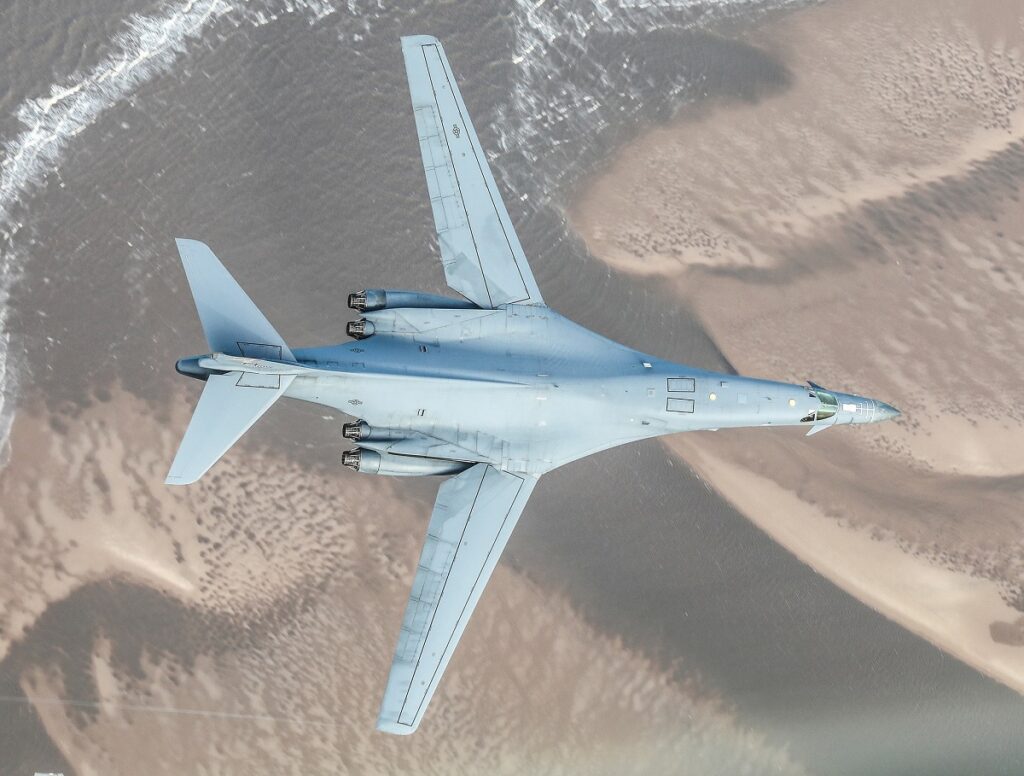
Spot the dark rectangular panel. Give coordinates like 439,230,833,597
667,377,695,392
238,342,284,360
667,397,695,413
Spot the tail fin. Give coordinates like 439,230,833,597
174,238,293,360
166,239,294,485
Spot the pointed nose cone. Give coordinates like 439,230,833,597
875,401,901,422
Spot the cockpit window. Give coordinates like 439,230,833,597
801,389,839,422
816,390,838,419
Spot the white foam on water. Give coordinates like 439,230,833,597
1,0,228,230
0,0,339,462
0,0,234,461
0,0,782,463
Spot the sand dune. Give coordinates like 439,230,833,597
569,0,1024,694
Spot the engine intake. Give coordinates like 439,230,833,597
347,289,477,312
342,447,472,477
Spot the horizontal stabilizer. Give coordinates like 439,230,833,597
175,239,294,360
165,372,294,485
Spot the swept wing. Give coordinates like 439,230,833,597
377,463,539,734
401,35,544,309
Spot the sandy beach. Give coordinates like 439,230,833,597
569,0,1024,695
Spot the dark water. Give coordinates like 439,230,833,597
513,442,1024,776
2,0,1024,773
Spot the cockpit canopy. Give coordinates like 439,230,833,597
801,388,839,423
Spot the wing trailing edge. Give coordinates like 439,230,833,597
377,463,539,734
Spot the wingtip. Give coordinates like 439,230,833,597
401,34,440,48
376,718,419,736
174,237,210,260
165,471,198,486
165,456,206,486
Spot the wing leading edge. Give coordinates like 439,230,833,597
401,35,544,309
377,464,539,734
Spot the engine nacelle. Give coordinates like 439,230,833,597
341,448,472,477
348,289,477,312
342,421,405,442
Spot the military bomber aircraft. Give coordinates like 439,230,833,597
166,35,900,734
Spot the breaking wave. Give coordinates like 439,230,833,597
0,0,802,461
0,0,339,460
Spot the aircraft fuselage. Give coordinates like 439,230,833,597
273,305,895,474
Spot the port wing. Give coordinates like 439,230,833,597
376,463,539,734
401,35,544,309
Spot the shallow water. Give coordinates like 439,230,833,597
2,0,1024,773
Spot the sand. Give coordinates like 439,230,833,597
0,388,806,774
4,0,1024,770
673,435,1024,693
569,0,1024,694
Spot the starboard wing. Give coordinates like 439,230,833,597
401,35,544,309
376,463,539,734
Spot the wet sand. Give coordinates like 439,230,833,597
570,0,1024,703
5,0,1024,772
674,435,1024,691
0,390,806,775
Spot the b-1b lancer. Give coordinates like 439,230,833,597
166,35,900,734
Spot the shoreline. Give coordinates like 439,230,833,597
670,435,1024,695
567,0,1024,697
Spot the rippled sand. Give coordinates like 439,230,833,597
570,0,1024,693
5,0,1024,771
0,390,805,774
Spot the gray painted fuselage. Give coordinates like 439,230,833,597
282,304,894,474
